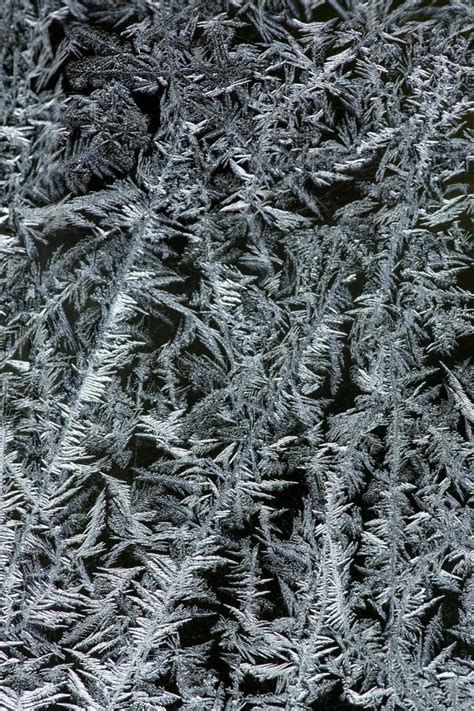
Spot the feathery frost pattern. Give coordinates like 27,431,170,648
1,0,473,709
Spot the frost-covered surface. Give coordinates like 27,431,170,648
1,1,473,709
